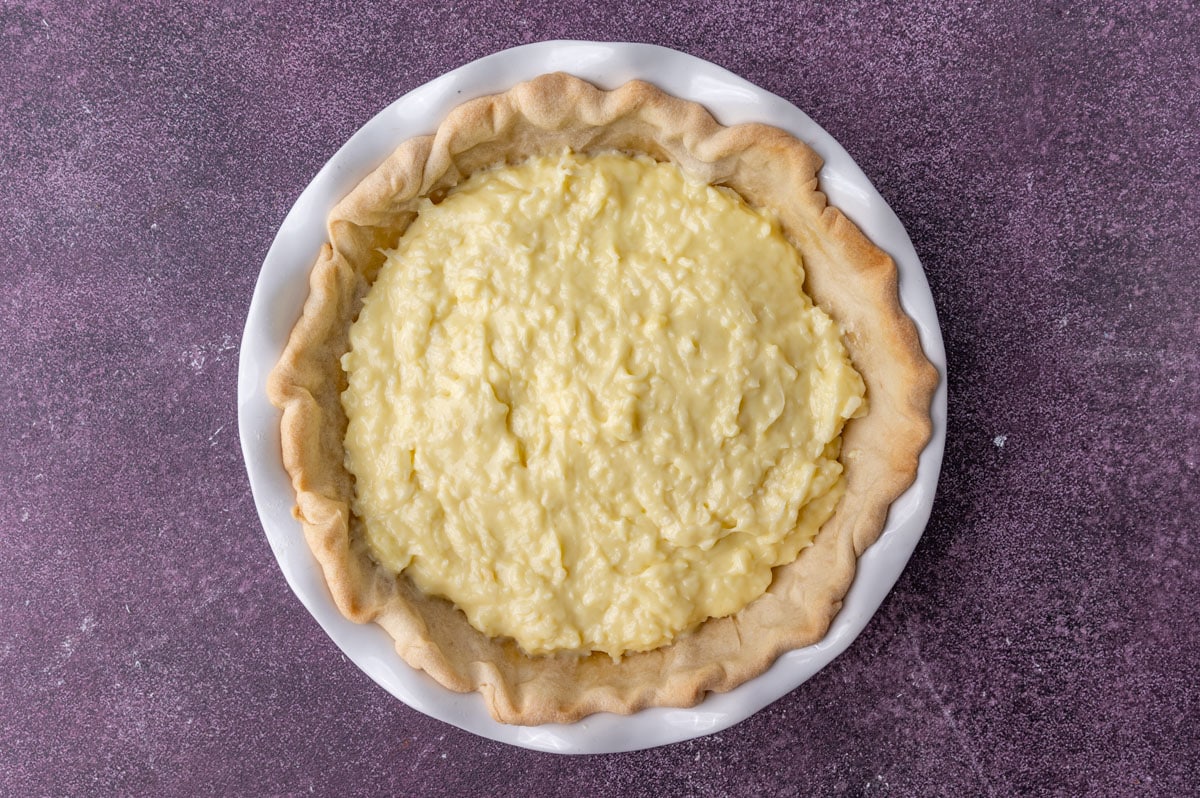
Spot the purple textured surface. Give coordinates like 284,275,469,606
1,1,1197,795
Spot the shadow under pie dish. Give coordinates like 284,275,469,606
267,72,937,725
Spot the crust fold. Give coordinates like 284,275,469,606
267,72,938,725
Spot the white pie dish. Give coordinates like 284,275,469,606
238,40,947,755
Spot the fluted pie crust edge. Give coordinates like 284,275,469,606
267,73,938,725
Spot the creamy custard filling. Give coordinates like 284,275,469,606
340,151,865,657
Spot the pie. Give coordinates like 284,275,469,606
268,72,937,725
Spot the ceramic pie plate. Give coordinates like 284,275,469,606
237,40,947,754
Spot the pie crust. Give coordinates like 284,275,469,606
268,72,938,725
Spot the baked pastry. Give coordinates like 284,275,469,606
268,72,937,724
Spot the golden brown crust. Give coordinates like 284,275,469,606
267,72,938,725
